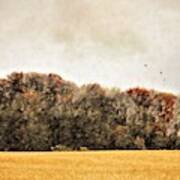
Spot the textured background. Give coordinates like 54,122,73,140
0,0,179,92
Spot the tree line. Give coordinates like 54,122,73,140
0,72,179,151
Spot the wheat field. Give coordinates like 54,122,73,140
0,151,180,180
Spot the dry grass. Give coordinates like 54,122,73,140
0,151,180,180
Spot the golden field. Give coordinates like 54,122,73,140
0,151,180,180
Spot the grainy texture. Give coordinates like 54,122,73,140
0,151,180,180
0,1,180,93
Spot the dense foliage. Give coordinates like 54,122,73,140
0,72,179,151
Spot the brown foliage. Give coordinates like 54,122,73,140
0,73,179,150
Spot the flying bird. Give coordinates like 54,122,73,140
144,64,148,68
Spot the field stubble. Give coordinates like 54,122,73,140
0,151,179,180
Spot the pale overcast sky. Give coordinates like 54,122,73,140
0,0,180,93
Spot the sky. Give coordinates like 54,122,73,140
0,0,180,93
